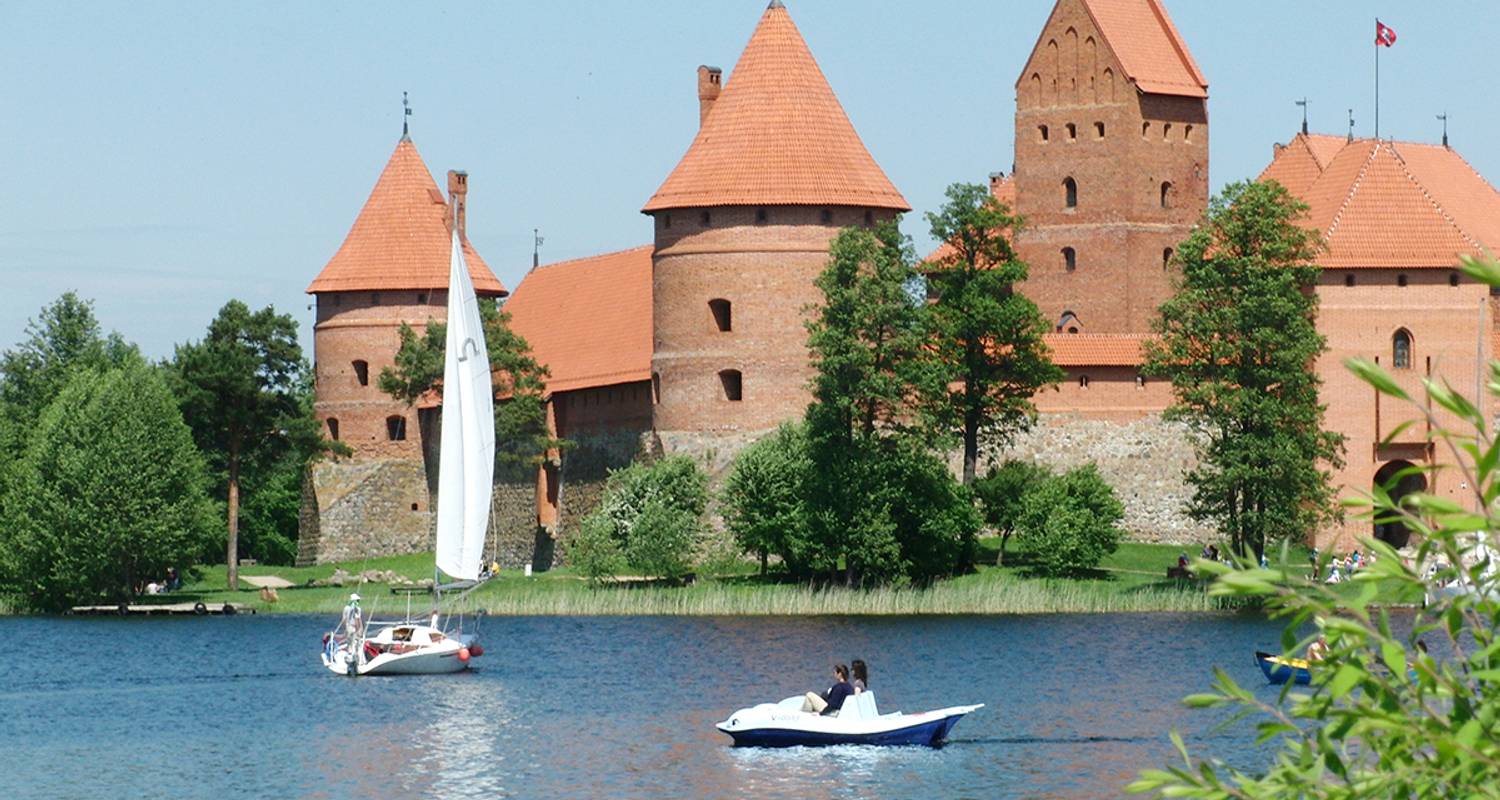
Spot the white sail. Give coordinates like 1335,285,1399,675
434,230,495,581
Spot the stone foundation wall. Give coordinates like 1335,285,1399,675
986,412,1209,544
548,429,653,568
297,458,433,565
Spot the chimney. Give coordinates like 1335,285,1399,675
988,171,1006,194
697,65,722,128
447,170,468,239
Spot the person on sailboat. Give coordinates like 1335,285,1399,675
340,593,364,638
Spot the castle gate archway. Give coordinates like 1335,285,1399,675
1372,460,1426,550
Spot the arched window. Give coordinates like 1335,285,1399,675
1162,248,1174,270
386,415,407,441
1039,124,1050,142
1141,122,1150,138
1095,122,1105,138
1066,123,1077,140
1062,247,1077,272
1163,123,1173,140
1392,329,1413,370
1063,177,1077,208
1160,182,1173,209
1079,375,1091,389
719,369,743,402
327,418,340,441
1135,375,1146,390
708,299,732,332
352,360,369,387
1185,124,1194,143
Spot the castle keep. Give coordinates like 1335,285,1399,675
301,0,1500,564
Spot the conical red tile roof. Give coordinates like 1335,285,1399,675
643,2,908,213
307,138,506,295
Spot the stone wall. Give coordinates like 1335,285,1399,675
296,458,433,565
548,428,653,568
987,412,1210,544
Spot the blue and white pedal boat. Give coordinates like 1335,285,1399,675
717,692,982,748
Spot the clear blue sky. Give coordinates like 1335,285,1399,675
4,1,1497,359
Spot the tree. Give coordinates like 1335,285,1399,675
170,301,314,588
720,423,819,576
974,459,1053,565
1014,464,1123,577
1144,180,1343,560
379,298,558,479
921,183,1063,485
568,456,708,582
1134,261,1500,797
0,362,215,611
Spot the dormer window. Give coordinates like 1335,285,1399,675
1057,310,1082,334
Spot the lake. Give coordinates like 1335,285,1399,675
3,612,1300,798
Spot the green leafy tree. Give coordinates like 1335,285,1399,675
379,299,559,479
570,456,708,583
1133,258,1500,797
974,459,1053,565
1144,180,1343,560
720,423,820,576
170,301,319,588
0,362,215,611
922,183,1063,485
1015,464,1123,576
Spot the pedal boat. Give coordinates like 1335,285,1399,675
716,692,981,748
322,622,481,676
1255,650,1311,685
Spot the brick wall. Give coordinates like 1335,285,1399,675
648,204,898,434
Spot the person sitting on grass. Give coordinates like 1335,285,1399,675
801,664,854,716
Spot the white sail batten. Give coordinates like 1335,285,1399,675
434,231,495,581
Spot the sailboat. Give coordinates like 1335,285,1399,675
321,223,496,676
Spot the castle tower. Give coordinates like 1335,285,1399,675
642,0,909,435
1012,0,1208,334
305,136,505,457
297,135,505,565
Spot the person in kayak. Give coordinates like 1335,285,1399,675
851,659,869,693
802,664,855,715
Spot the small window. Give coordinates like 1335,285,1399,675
352,360,369,387
652,372,661,404
1185,124,1194,143
1162,248,1173,270
410,503,419,511
719,369,743,402
1392,329,1413,369
1397,273,1409,287
1160,182,1173,209
370,292,381,306
820,209,833,224
663,214,672,229
755,207,768,224
700,211,712,227
1345,273,1356,287
1066,123,1077,140
416,293,427,304
1079,375,1091,389
1449,272,1460,287
327,418,340,441
1062,247,1077,272
1163,123,1172,141
1142,122,1150,138
386,415,407,441
1095,122,1105,139
1063,177,1078,209
1057,310,1081,333
708,298,732,332
1039,125,1050,142
864,210,874,227
1135,375,1146,389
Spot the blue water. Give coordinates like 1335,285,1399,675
4,613,1298,798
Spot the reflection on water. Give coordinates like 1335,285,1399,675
0,611,1358,798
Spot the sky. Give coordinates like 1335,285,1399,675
3,1,1498,359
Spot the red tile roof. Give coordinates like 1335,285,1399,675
642,2,908,212
307,138,505,295
503,245,654,394
1260,134,1500,270
1070,0,1208,98
1045,333,1150,366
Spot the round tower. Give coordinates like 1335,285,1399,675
642,1,909,434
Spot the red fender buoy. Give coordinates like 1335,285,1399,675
469,644,484,658
458,647,471,662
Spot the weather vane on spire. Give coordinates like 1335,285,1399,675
1437,112,1449,148
1347,109,1355,143
1296,98,1308,135
402,91,412,139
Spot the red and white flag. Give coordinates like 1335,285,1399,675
1376,20,1397,47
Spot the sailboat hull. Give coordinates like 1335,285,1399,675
322,625,478,677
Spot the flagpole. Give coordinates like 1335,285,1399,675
1374,18,1380,139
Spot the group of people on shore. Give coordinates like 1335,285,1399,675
1312,548,1377,583
139,567,181,596
801,659,870,715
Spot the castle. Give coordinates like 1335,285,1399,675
297,0,1500,567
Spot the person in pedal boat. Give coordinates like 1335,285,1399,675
851,659,869,694
801,664,855,715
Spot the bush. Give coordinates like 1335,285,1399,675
874,440,982,583
0,362,216,610
571,455,708,582
721,424,822,574
974,460,1053,565
1015,464,1123,576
